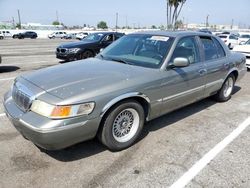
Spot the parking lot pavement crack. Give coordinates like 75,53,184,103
85,141,144,188
0,132,19,142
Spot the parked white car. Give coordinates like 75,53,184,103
76,32,88,40
218,34,239,49
238,33,250,44
0,30,12,38
233,39,250,70
48,31,67,39
0,32,4,39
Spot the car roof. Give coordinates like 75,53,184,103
130,30,212,38
91,31,123,35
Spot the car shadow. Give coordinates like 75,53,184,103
58,60,68,64
44,88,241,162
0,66,20,73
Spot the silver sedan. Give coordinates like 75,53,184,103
3,31,246,151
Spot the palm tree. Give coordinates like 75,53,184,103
166,0,186,30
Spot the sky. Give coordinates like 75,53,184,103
0,0,250,28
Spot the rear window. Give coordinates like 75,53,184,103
219,35,227,39
240,34,250,38
200,36,218,61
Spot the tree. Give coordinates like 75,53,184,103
52,21,60,25
166,0,186,30
151,25,157,29
174,20,183,29
97,21,108,29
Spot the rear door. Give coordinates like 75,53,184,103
198,36,228,96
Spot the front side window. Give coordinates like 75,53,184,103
200,37,218,61
171,36,200,64
99,34,174,68
103,34,114,42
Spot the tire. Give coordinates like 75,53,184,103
0,36,3,40
228,43,231,49
214,74,235,102
98,100,145,151
81,50,94,59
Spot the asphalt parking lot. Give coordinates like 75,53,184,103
0,39,249,188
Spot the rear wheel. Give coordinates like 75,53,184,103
0,36,3,40
214,74,235,102
98,100,145,151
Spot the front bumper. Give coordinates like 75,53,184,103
3,91,101,150
56,52,76,60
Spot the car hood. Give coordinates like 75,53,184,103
21,58,156,103
59,40,98,48
233,45,250,53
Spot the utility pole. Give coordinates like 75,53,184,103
206,14,209,28
12,17,15,28
56,10,59,23
231,19,234,30
115,13,118,32
125,15,128,29
17,9,21,29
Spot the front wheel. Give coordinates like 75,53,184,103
98,100,145,151
214,74,235,102
81,50,94,59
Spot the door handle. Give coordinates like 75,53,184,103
198,69,207,75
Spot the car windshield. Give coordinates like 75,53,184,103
99,34,174,69
245,39,250,45
83,33,104,41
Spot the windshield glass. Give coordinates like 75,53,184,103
245,39,250,45
99,34,174,68
83,33,104,41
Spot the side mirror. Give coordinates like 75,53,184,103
170,57,190,68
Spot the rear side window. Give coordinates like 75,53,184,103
213,38,226,58
200,37,218,61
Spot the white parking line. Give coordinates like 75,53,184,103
0,113,6,117
9,61,54,65
0,77,15,81
169,117,250,188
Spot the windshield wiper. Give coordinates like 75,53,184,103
110,58,131,65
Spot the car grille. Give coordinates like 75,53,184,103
12,84,32,111
57,48,67,53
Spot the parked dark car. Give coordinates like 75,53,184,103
13,31,38,39
56,32,124,61
198,29,212,34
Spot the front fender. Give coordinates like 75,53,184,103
100,92,150,118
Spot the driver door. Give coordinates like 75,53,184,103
159,36,207,115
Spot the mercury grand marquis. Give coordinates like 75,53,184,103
3,31,247,151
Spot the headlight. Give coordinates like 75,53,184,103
68,48,81,53
30,100,95,119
